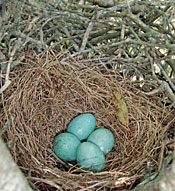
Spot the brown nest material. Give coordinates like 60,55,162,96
0,51,169,190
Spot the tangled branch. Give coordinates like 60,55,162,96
0,0,175,107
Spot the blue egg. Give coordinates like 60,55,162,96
67,113,96,141
76,142,106,172
87,128,114,155
53,133,80,161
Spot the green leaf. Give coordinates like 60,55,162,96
65,40,70,46
114,23,119,27
112,92,129,127
2,42,7,47
128,47,134,55
88,50,94,58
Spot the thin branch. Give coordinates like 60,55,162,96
0,38,22,94
79,10,99,53
156,62,175,92
14,31,48,49
149,56,175,106
160,81,175,106
127,12,162,38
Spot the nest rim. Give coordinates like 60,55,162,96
0,50,167,190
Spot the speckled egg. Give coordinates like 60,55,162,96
53,133,80,161
76,142,106,172
67,113,96,141
87,128,114,155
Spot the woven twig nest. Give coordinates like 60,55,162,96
1,51,167,190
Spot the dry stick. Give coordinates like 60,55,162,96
0,16,46,94
160,81,175,106
79,10,99,53
149,56,175,106
0,113,16,136
22,16,46,49
23,17,40,33
62,25,79,51
156,62,175,92
117,23,125,57
155,62,175,106
15,32,48,49
126,0,131,13
126,5,161,38
68,35,175,60
0,39,22,94
0,78,11,94
27,177,63,190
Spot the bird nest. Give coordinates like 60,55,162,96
0,50,169,190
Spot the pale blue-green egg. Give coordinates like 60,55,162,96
53,133,80,161
87,128,114,155
76,142,106,172
67,113,96,141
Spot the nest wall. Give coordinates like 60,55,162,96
1,51,167,190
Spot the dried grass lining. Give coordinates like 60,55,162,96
1,51,167,190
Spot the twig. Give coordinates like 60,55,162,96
98,1,136,16
15,31,48,49
27,177,63,190
126,0,132,13
79,10,99,53
143,88,161,96
126,10,161,38
0,38,22,94
62,25,79,51
149,54,175,106
0,80,11,94
0,114,16,137
159,81,175,104
156,62,175,92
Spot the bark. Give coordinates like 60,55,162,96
0,137,33,191
156,161,175,191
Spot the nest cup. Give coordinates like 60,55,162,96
1,51,166,190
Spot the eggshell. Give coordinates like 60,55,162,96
76,142,106,172
87,128,114,155
67,113,96,141
53,133,80,161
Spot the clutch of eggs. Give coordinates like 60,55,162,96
53,113,115,172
